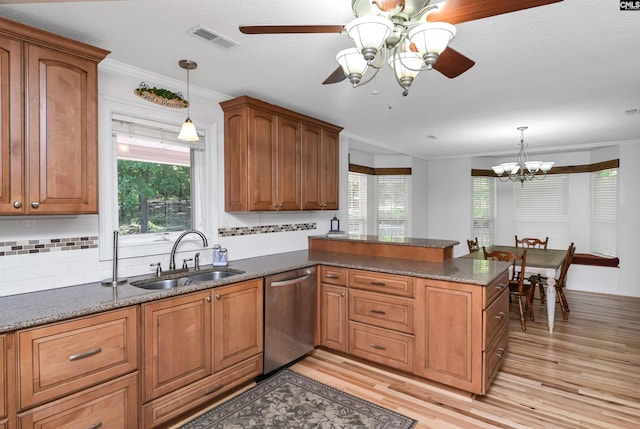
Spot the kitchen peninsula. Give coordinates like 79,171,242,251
0,245,509,428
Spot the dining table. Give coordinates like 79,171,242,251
461,245,567,333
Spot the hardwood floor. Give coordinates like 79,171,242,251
292,290,640,429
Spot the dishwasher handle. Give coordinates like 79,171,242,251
269,274,312,287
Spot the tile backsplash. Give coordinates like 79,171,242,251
0,236,99,257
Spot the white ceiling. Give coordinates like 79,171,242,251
1,0,638,160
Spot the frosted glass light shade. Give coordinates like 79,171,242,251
540,162,555,172
388,52,423,79
346,16,393,52
178,118,199,141
408,22,456,56
336,48,368,86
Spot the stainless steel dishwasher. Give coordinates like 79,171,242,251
264,267,316,374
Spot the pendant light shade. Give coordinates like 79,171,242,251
178,59,199,142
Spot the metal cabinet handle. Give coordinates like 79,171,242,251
215,294,221,300
31,201,40,209
340,293,346,297
206,296,211,302
370,281,386,286
370,309,387,315
496,283,506,290
369,343,386,351
495,312,505,320
69,347,102,361
87,422,103,429
496,347,506,359
13,201,22,208
204,384,223,395
325,274,339,279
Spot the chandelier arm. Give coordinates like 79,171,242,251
352,64,383,88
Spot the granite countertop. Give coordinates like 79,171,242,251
0,249,508,333
309,234,459,248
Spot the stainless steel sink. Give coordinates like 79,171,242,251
182,269,243,284
133,278,180,290
132,269,244,290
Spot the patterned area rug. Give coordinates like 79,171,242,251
178,369,417,429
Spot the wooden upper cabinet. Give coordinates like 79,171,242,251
221,95,342,212
301,124,339,210
0,35,23,215
0,17,109,215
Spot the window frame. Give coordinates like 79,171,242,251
375,174,410,238
348,171,368,235
98,98,214,261
471,176,496,247
591,168,618,256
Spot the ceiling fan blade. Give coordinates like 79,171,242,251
428,0,563,25
322,67,347,85
433,48,475,79
239,25,344,34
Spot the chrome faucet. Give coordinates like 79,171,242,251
169,230,208,271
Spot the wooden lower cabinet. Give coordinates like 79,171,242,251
0,335,6,423
319,283,348,352
17,372,138,429
348,322,414,372
414,273,509,395
142,279,264,427
17,307,138,410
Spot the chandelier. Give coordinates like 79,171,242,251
491,127,554,184
336,1,455,96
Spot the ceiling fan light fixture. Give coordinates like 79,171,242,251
389,51,423,94
337,48,369,86
408,22,456,65
346,16,394,62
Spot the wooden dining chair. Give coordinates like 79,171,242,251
467,237,480,253
483,246,533,331
529,243,576,320
515,235,549,304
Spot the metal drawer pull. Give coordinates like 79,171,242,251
325,274,339,279
215,294,221,300
87,422,103,429
496,347,506,359
496,283,506,290
69,347,102,361
340,293,346,297
204,384,223,395
370,309,387,315
370,281,386,286
370,343,386,351
495,312,505,320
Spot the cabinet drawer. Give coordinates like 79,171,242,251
348,322,414,372
349,290,414,334
483,323,508,393
349,270,414,297
320,266,348,286
483,287,509,350
18,372,138,429
142,354,263,428
18,306,138,409
485,271,509,306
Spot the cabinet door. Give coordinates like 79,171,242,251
143,291,212,401
0,35,23,214
26,44,99,214
320,128,339,210
319,284,348,352
213,279,264,372
0,335,5,420
248,107,278,211
275,115,301,210
223,106,249,211
301,123,323,210
414,278,483,394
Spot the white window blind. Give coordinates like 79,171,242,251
591,168,617,256
348,172,367,235
514,174,570,246
377,175,409,237
472,177,496,246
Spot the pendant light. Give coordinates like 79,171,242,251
178,59,199,141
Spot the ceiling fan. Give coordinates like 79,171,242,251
240,0,563,94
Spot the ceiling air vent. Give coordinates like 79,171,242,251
189,25,239,49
